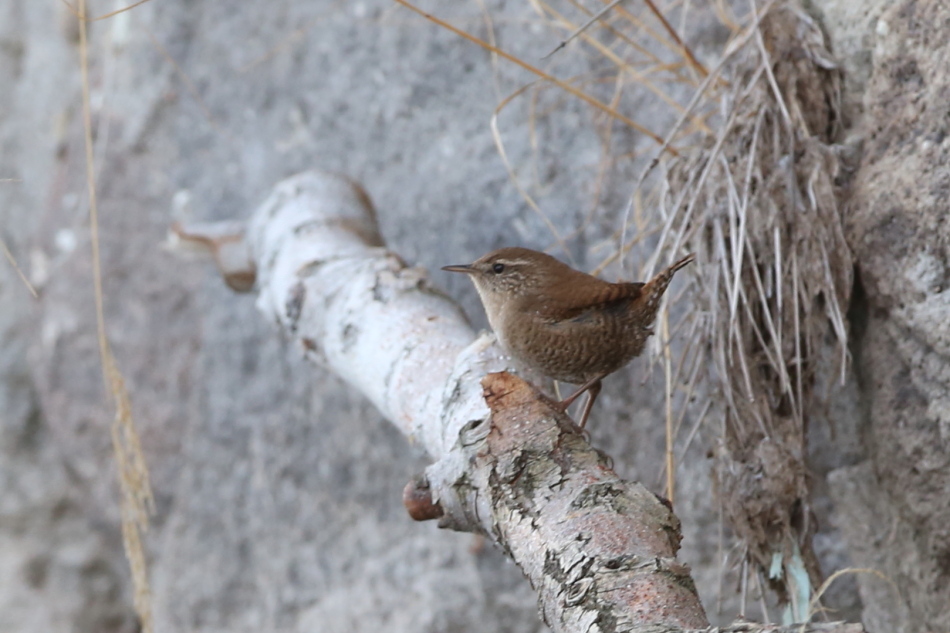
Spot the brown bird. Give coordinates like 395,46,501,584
444,247,694,428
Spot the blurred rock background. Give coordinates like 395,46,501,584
0,1,946,632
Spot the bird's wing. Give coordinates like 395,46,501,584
538,281,644,322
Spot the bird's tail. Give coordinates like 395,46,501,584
667,253,695,275
639,253,696,313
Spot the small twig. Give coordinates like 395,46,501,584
542,0,625,59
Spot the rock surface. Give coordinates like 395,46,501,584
831,1,950,631
0,0,943,631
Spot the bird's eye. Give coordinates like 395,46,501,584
492,263,505,274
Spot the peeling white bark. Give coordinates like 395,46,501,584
183,170,864,633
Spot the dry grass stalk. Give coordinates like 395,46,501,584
653,0,853,611
76,1,156,630
1,236,38,298
108,354,156,633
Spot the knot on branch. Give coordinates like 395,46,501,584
168,221,256,292
403,473,444,521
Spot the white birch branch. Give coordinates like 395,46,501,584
249,172,488,456
173,170,864,633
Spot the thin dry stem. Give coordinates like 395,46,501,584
491,84,575,262
662,309,675,503
538,0,712,134
1,237,38,298
394,0,675,152
77,2,155,630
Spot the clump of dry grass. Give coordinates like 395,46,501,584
652,0,853,616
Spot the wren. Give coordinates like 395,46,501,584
444,247,694,428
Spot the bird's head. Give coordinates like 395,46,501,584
442,247,570,319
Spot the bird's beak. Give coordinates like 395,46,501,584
442,264,475,274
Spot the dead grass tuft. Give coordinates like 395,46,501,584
652,0,854,614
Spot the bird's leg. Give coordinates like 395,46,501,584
576,379,602,429
557,375,604,428
558,374,602,409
